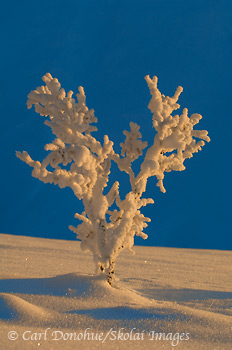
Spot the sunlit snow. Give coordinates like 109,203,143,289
0,234,231,349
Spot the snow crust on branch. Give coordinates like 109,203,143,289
135,75,210,193
16,73,210,285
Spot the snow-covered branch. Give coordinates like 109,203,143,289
135,75,210,193
17,73,210,285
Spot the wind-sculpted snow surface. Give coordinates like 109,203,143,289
0,234,231,350
16,74,210,285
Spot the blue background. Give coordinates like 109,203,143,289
1,0,231,249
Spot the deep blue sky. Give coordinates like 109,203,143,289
1,0,231,249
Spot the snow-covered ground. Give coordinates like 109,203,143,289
0,233,231,349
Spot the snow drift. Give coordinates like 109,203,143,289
0,233,231,349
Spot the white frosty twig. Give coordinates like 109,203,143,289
16,73,210,285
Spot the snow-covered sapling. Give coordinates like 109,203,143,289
16,73,210,285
